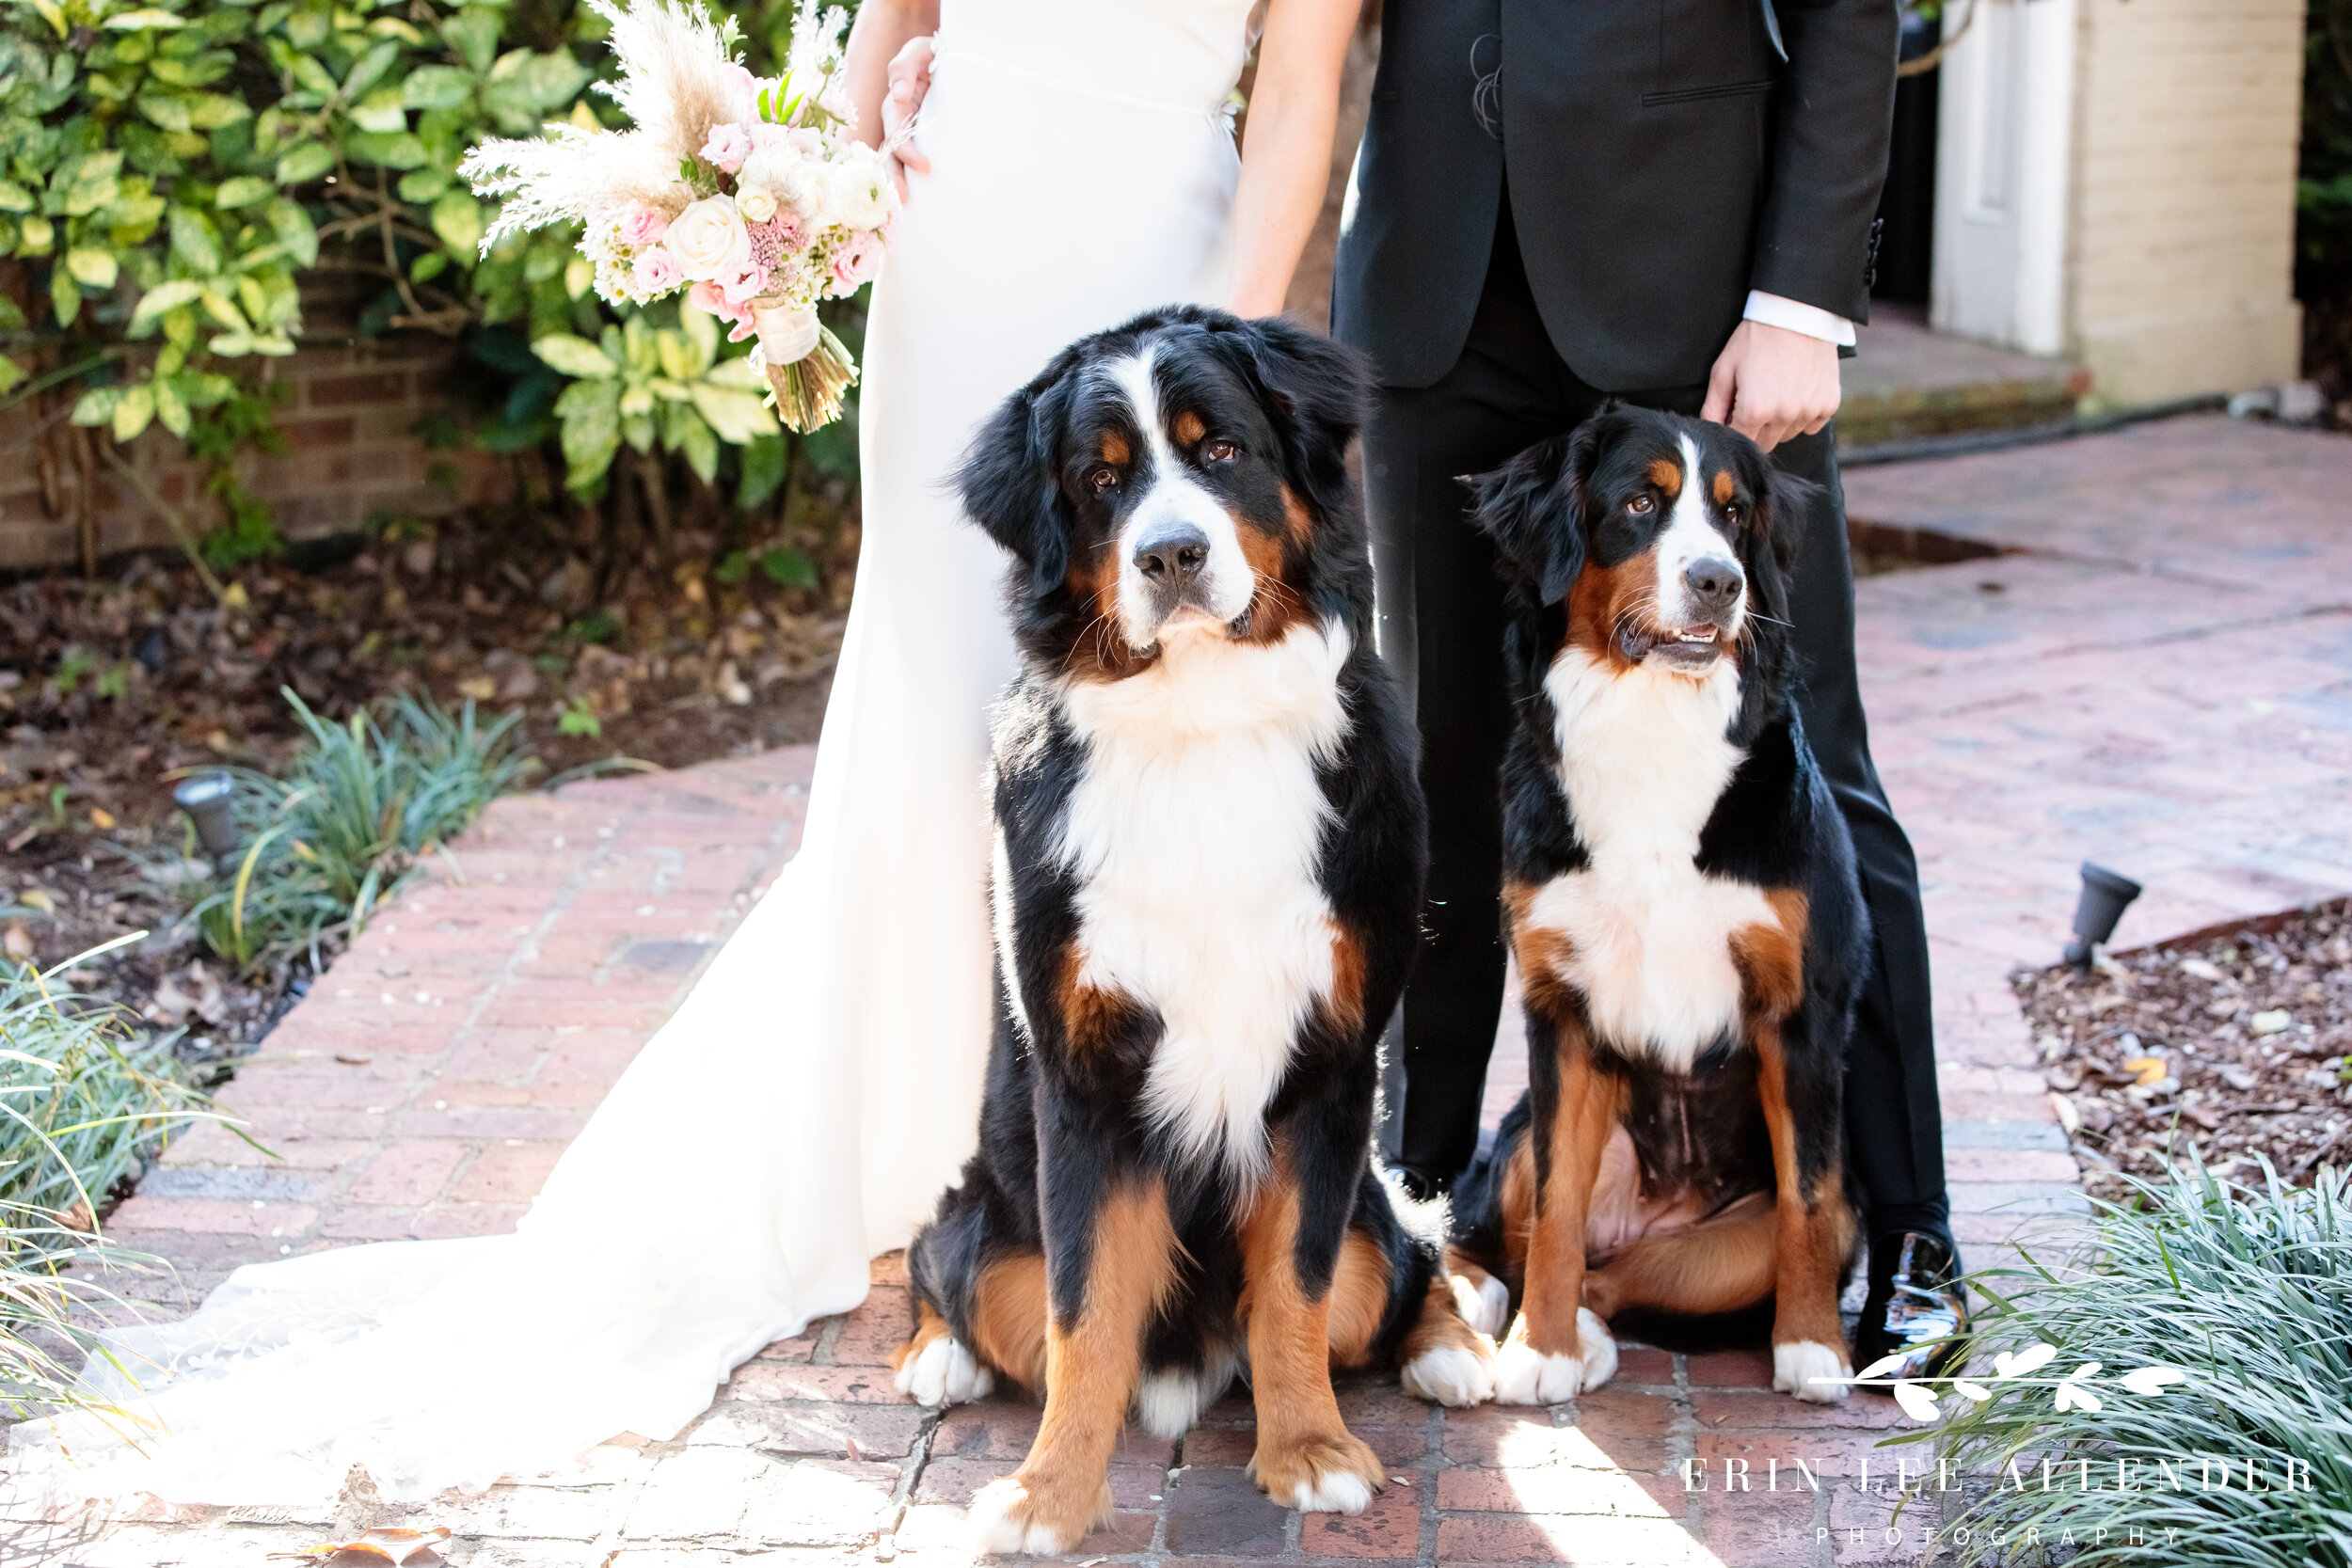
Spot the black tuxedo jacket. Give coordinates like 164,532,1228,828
1332,0,1899,392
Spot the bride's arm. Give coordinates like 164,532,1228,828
845,0,939,150
1225,0,1360,319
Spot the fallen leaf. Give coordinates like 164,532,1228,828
2121,1055,2169,1087
2177,957,2223,981
2250,1010,2293,1037
2047,1092,2080,1132
268,1526,450,1565
19,887,55,912
87,806,116,830
456,675,498,701
335,1053,374,1066
3,924,29,959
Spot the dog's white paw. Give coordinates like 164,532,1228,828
896,1333,994,1408
1450,1270,1511,1339
1491,1309,1616,1405
1401,1340,1497,1407
1284,1465,1375,1515
1772,1339,1851,1404
967,1476,1095,1557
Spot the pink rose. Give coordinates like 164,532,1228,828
719,261,769,307
618,204,667,247
632,245,682,294
701,123,754,175
829,230,884,290
666,196,754,282
687,279,733,318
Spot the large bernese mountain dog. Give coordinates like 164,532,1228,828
892,307,1496,1554
1445,404,1868,1408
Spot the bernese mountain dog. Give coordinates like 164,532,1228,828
889,307,1496,1555
1445,403,1868,1408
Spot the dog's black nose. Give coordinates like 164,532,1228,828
1134,525,1210,585
1684,556,1744,610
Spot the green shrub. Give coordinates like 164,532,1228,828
0,952,206,1417
193,685,532,969
0,0,855,562
1910,1164,2352,1565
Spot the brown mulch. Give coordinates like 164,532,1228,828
0,500,854,1055
2016,900,2352,1201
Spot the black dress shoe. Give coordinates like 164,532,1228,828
1391,1163,1452,1205
1852,1229,1968,1384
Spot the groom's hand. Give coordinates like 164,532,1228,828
1701,321,1841,452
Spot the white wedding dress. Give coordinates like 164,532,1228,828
8,0,1254,1505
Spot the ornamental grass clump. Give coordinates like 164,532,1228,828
1909,1163,2352,1565
194,687,532,972
1,949,203,1418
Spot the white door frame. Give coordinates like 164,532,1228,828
1930,0,2077,356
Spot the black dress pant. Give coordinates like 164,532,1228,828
1365,204,1951,1239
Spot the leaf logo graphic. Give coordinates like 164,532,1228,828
2119,1366,2187,1396
1992,1343,2058,1380
2052,1362,2104,1413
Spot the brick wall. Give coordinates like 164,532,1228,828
2069,0,2307,404
0,337,514,575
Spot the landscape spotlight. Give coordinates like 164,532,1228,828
2064,862,2142,973
173,770,240,868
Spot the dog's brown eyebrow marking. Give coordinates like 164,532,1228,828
1646,457,1682,498
1712,470,1736,506
1099,432,1130,467
1171,410,1205,446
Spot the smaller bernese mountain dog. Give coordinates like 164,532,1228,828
893,307,1495,1556
1445,404,1868,1408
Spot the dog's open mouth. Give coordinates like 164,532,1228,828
1618,622,1724,670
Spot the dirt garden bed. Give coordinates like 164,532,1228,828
0,495,855,1061
2017,900,2352,1201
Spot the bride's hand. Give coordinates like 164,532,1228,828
882,36,935,199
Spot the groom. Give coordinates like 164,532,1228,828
1332,0,1964,1376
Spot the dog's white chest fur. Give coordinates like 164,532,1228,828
1523,648,1778,1070
1054,623,1351,1179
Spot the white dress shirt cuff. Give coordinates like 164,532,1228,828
1742,290,1857,348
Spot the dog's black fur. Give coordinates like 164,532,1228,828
898,308,1488,1548
1446,404,1867,1392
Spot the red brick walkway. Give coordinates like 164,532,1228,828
8,415,2350,1566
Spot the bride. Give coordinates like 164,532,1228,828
10,0,1361,1504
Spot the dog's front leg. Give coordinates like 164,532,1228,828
1496,1013,1621,1403
968,1128,1175,1555
1754,1017,1856,1403
1239,1132,1387,1514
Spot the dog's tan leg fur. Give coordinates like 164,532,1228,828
1581,1195,1777,1319
1239,1168,1386,1512
970,1181,1177,1553
1754,1022,1856,1395
1518,1029,1619,1361
968,1251,1050,1390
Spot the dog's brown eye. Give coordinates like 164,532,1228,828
1203,438,1238,462
1089,467,1117,493
1724,502,1742,526
1629,495,1655,515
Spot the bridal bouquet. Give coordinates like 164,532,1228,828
460,0,896,432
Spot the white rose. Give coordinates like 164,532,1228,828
739,147,805,210
666,196,752,282
737,185,778,225
827,150,892,230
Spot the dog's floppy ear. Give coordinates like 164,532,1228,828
1465,420,1597,605
1207,313,1371,519
1733,440,1817,626
956,361,1076,598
